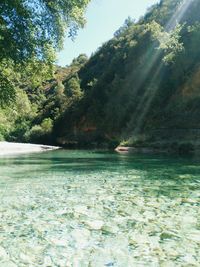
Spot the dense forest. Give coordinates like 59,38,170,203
1,0,200,153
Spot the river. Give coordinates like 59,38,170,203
0,150,200,266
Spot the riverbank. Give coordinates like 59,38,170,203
115,142,196,155
0,142,60,156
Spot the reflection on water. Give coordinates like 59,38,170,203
0,150,200,266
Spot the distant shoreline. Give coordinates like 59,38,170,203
0,142,60,156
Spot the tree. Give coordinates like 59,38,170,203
65,75,83,100
0,0,90,105
114,17,135,37
0,0,90,62
71,54,88,67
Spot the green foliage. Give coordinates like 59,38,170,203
2,0,200,150
49,0,200,148
41,118,53,133
0,72,15,106
71,54,88,67
26,118,53,143
0,88,33,141
55,81,65,96
0,0,90,62
65,75,83,100
114,17,135,37
149,21,185,63
26,125,44,142
0,0,90,142
0,0,90,106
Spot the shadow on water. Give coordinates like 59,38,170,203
1,149,200,177
1,149,200,172
0,149,200,198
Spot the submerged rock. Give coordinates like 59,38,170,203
85,220,104,230
0,246,9,261
0,261,17,267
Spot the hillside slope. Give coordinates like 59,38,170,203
2,0,200,153
50,0,200,152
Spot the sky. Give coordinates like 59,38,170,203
57,0,159,66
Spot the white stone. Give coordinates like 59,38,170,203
0,261,17,267
0,246,9,261
85,220,104,230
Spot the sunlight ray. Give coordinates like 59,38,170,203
128,62,163,135
165,0,195,31
130,0,194,136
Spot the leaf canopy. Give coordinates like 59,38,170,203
0,0,90,62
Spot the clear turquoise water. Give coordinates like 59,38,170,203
0,150,200,266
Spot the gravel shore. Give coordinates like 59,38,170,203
0,142,60,156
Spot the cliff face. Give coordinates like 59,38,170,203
49,0,200,151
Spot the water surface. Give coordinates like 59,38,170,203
0,150,200,266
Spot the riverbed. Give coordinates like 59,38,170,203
0,150,200,266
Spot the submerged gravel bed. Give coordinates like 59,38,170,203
0,151,200,266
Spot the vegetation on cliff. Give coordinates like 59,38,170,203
0,0,90,142
1,0,200,153
52,0,200,151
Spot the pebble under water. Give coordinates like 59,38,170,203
0,150,200,267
